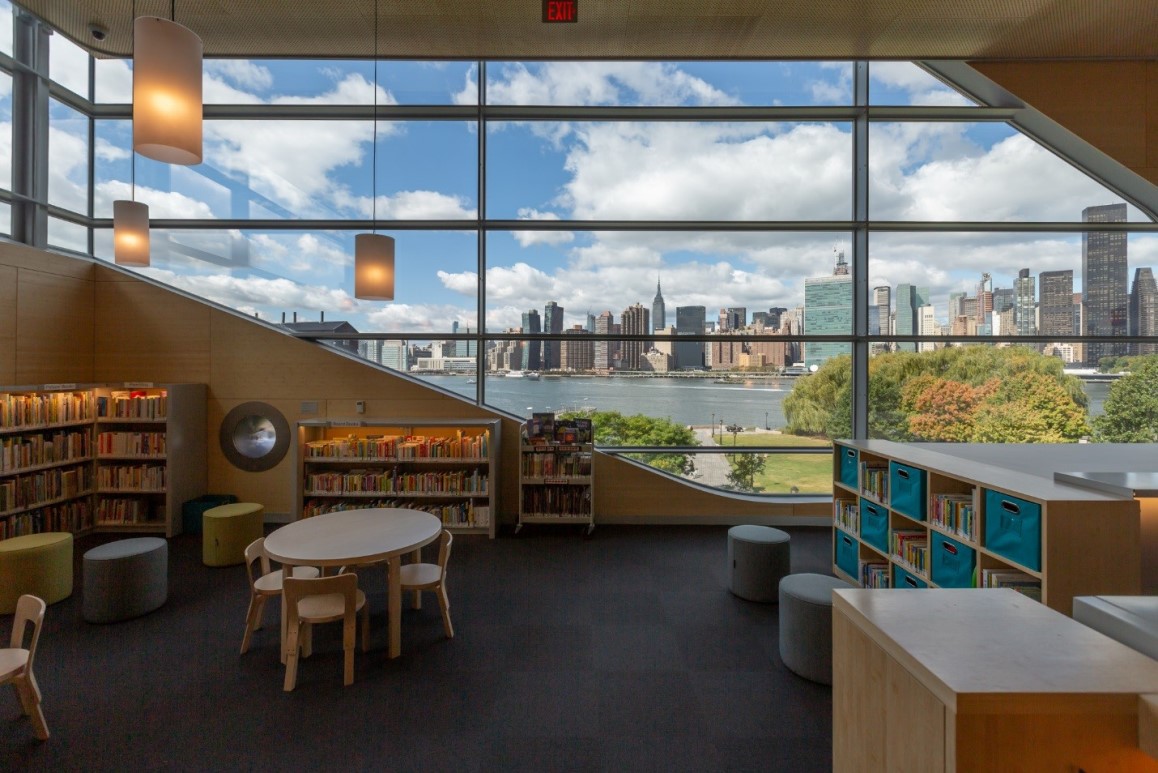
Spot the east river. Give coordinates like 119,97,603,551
419,374,1112,430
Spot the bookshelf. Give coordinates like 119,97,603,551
295,418,499,538
1,382,206,541
832,439,1142,615
517,412,595,534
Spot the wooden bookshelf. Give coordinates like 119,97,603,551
832,439,1142,615
0,382,206,540
517,413,594,534
295,418,499,538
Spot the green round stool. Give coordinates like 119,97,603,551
202,503,264,567
0,532,74,614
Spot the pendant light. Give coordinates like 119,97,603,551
354,0,395,301
115,4,150,267
133,2,203,165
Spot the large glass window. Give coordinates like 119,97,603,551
48,97,88,214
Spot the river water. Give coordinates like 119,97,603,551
422,374,1112,431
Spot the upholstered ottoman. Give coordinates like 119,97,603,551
83,537,168,623
0,532,74,614
728,525,791,602
779,573,854,684
203,502,264,567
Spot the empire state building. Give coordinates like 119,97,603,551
652,278,666,332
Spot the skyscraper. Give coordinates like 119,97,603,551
651,278,666,332
1014,269,1036,336
871,286,891,353
521,309,541,371
804,252,853,368
620,303,650,370
560,325,594,371
893,284,927,352
1131,267,1158,356
594,311,614,371
674,306,706,370
727,307,747,330
1039,270,1075,339
543,301,564,370
1082,203,1128,365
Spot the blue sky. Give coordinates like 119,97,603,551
9,23,1155,337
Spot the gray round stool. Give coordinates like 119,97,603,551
778,573,854,684
728,525,791,602
83,537,168,624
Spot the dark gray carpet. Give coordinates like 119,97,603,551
2,524,833,772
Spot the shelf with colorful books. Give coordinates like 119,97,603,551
517,412,594,534
296,418,500,538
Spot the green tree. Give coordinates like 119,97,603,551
1093,357,1158,442
726,453,768,491
783,354,850,436
561,410,698,475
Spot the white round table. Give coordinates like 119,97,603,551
264,508,442,659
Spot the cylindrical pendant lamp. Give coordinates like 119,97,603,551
113,200,151,266
133,16,203,165
354,233,395,300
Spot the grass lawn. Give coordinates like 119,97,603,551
715,431,833,494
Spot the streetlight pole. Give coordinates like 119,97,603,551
711,412,715,440
765,411,769,430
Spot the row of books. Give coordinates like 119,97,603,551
304,431,490,461
834,499,859,533
95,498,164,524
0,466,91,514
96,464,166,491
301,498,490,528
305,469,488,495
96,432,166,457
521,451,593,478
891,530,928,574
1,430,91,474
860,461,889,502
979,568,1042,601
96,391,168,420
520,486,591,517
0,500,93,540
861,561,890,588
525,413,594,445
931,492,978,541
0,391,94,430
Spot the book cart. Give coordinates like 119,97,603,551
517,412,594,535
1,382,206,540
831,439,1141,615
296,418,499,538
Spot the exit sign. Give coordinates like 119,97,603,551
543,0,577,23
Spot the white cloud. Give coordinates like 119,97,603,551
138,269,358,317
365,303,476,332
870,63,972,106
205,60,274,91
484,62,739,107
513,209,574,247
373,190,476,220
96,180,216,219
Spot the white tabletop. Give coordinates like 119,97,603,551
264,508,442,568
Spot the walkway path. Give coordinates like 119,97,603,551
691,428,731,487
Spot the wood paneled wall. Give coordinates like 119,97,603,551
972,60,1158,188
2,244,818,525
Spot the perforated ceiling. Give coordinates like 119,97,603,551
19,0,1158,60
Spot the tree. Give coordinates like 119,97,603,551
1093,357,1158,442
907,378,990,441
562,409,698,475
726,453,768,491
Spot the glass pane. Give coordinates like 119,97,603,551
486,61,854,106
0,0,12,57
869,122,1142,221
0,201,10,235
47,216,87,252
682,449,834,495
93,228,478,336
94,57,131,103
487,121,852,220
95,119,477,220
869,62,977,106
204,60,474,105
48,98,88,214
49,28,89,97
0,71,11,190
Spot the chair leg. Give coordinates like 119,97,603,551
301,622,313,658
343,617,356,686
437,585,454,639
15,675,48,741
412,587,422,610
283,625,301,691
240,594,265,654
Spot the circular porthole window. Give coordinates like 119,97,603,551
220,402,291,472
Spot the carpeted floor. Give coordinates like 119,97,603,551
2,524,834,772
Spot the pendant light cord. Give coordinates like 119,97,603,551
371,0,378,234
131,0,137,202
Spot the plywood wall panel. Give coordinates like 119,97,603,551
0,265,16,385
93,278,212,383
14,268,94,383
0,241,95,279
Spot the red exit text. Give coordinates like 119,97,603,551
542,0,577,23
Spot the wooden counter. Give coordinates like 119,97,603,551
833,588,1158,772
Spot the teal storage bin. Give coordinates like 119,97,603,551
860,498,888,554
182,494,238,535
893,564,927,589
835,531,858,578
838,446,859,489
889,461,927,521
984,490,1042,571
931,532,975,588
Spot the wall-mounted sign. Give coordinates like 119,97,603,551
543,0,577,23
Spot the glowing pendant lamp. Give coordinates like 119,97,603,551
113,199,151,266
354,0,394,301
133,11,203,165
